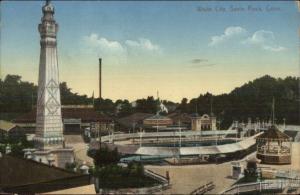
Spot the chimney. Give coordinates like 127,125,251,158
99,58,102,99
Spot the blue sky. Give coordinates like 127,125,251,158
1,1,299,102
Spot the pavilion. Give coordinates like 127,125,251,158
256,125,292,164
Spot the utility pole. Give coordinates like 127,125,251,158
98,122,101,151
99,58,102,99
179,120,182,148
272,97,275,125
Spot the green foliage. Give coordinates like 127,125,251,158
89,146,156,189
0,134,34,157
60,82,92,105
176,75,300,128
1,74,299,127
0,75,92,116
178,98,189,113
94,98,115,116
115,99,134,117
65,162,77,172
90,162,156,189
243,161,258,182
92,146,120,167
135,96,158,114
0,75,37,113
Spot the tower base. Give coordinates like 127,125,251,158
31,147,75,168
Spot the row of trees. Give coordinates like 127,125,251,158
0,75,170,117
1,74,299,127
177,75,299,128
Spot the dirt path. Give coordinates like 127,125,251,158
65,135,94,165
146,163,236,194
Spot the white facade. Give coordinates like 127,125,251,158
191,114,217,131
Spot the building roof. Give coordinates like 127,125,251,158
257,125,290,140
0,120,16,132
117,113,154,128
13,107,112,123
167,113,191,124
0,154,90,193
190,113,200,118
45,184,96,194
144,114,172,121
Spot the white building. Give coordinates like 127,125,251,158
191,114,217,131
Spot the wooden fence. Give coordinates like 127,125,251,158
190,181,215,195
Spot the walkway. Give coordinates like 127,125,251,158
65,135,94,165
145,163,236,194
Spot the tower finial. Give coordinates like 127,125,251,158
46,0,51,5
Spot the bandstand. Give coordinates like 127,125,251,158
256,125,292,164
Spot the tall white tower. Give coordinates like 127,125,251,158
29,1,74,168
34,0,64,149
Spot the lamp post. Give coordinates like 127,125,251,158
98,122,101,151
139,128,143,148
179,120,182,148
156,118,159,142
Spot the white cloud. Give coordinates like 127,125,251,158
82,34,161,57
125,38,161,52
209,26,247,46
243,30,286,52
83,33,125,54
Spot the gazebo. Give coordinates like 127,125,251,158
256,125,292,164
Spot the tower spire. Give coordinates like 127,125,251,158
46,0,50,5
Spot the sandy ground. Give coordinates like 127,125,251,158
65,135,94,165
291,142,300,170
145,163,236,194
146,142,300,194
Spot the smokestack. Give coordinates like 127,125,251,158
99,58,102,99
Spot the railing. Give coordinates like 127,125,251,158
190,181,215,195
222,179,300,194
99,130,238,142
96,170,170,194
98,183,170,194
144,169,169,184
256,151,291,156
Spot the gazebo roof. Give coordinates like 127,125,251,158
257,125,290,140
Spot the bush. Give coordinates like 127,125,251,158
65,162,77,172
93,146,120,166
243,161,258,182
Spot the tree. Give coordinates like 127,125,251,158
243,160,258,182
135,96,158,114
94,98,116,115
178,98,188,113
93,147,120,167
116,100,134,117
